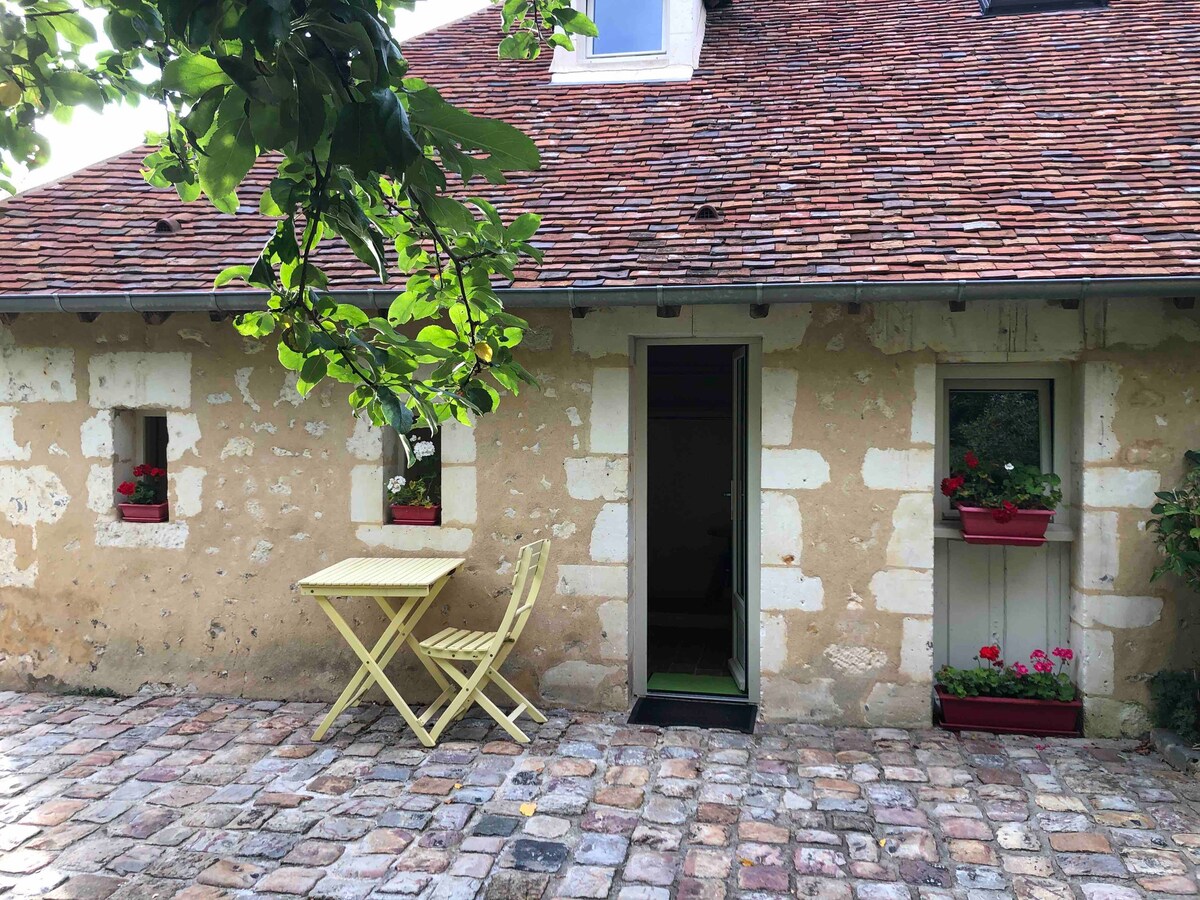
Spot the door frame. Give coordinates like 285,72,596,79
629,336,763,703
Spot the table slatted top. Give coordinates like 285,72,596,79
298,557,465,593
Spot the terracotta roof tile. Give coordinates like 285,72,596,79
2,0,1200,293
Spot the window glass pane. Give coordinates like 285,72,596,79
591,0,664,55
948,389,1042,472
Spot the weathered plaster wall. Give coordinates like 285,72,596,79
1,298,1197,734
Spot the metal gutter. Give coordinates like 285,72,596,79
1,276,1198,314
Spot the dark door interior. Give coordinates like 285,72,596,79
645,344,747,697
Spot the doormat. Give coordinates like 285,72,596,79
628,696,757,733
646,672,743,697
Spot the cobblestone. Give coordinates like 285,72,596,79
0,691,1198,898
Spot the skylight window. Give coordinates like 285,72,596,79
588,0,666,56
979,0,1106,15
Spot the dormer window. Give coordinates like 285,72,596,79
588,0,666,56
551,0,709,85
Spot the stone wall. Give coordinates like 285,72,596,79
0,298,1197,733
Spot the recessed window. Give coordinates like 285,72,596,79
588,0,666,57
940,379,1052,518
383,429,443,526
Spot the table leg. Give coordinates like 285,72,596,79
313,597,437,747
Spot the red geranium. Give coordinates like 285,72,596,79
117,481,136,496
978,644,1001,662
940,475,965,497
133,464,149,477
964,450,979,470
150,467,166,477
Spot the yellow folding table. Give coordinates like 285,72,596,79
299,556,465,746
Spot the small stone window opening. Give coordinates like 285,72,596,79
383,428,443,526
112,410,170,519
691,204,724,224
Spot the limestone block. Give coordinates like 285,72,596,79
761,677,841,722
1070,623,1114,696
95,520,188,550
1081,362,1122,463
590,367,630,455
556,565,629,598
0,465,70,526
760,614,788,674
590,502,629,563
886,493,933,569
80,410,113,459
1082,468,1161,509
169,467,206,519
870,568,934,615
863,682,933,728
762,368,798,447
0,409,30,461
761,567,824,612
862,448,935,491
0,346,76,403
88,352,191,409
692,304,813,351
564,457,628,501
441,418,477,464
911,364,937,445
541,660,623,708
1083,696,1152,739
349,465,384,524
1072,592,1163,630
900,617,934,682
824,644,888,674
346,415,382,461
441,466,477,526
166,413,201,461
598,600,628,661
762,449,830,490
572,307,692,357
86,464,113,513
761,492,802,565
0,537,36,588
355,525,472,553
1074,509,1119,590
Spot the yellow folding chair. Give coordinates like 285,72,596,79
419,539,551,743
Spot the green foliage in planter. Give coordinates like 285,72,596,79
1150,670,1200,744
1149,450,1200,595
937,645,1077,702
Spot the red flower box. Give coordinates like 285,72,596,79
936,688,1082,737
957,506,1054,546
118,502,169,523
390,504,440,526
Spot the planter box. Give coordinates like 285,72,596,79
957,505,1054,547
390,504,440,526
118,502,169,523
936,687,1082,737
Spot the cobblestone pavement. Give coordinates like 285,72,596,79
1,692,1198,900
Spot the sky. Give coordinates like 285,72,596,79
13,0,491,192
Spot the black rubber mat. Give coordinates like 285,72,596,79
628,696,757,733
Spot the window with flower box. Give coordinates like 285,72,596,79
112,410,170,522
384,429,442,526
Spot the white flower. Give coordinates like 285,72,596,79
386,475,407,494
1004,463,1015,471
413,440,436,461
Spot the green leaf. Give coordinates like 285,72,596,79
162,53,233,95
197,101,256,206
409,87,540,171
506,212,541,242
214,265,252,288
330,88,421,179
554,7,598,36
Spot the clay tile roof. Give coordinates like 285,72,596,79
2,0,1200,294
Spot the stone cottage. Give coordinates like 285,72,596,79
1,0,1198,735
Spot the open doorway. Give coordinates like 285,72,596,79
643,344,749,698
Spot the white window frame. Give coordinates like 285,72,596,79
586,0,668,58
935,363,1073,533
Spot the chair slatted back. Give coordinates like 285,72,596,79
493,539,550,651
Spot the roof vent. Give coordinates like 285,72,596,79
980,0,1106,15
691,204,724,224
154,217,182,234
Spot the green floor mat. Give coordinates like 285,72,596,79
647,672,744,697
